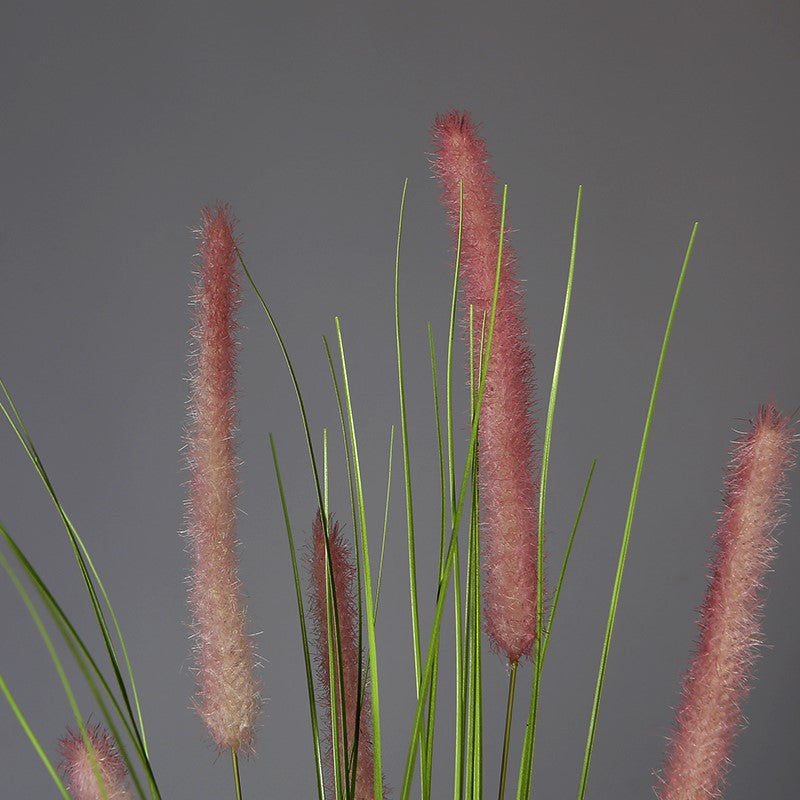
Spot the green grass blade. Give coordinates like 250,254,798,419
465,451,482,800
353,424,396,752
0,531,129,800
1,525,153,799
334,317,384,799
269,435,325,800
448,183,466,800
515,459,595,800
236,250,325,516
0,526,138,742
322,335,364,799
576,223,698,800
541,460,596,662
517,184,582,798
0,670,71,799
399,186,509,800
0,381,151,769
393,179,429,798
429,325,447,583
375,426,394,614
422,323,447,796
0,524,159,797
323,428,330,518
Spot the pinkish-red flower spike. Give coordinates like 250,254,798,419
185,205,260,752
657,403,796,800
309,511,386,799
58,723,133,800
431,110,539,664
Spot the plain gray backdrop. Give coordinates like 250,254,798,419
2,2,798,798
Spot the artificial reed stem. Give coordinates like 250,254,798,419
497,662,518,800
231,749,243,800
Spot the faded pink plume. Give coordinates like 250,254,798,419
309,511,385,799
59,723,133,800
657,403,796,799
185,205,260,752
431,110,539,664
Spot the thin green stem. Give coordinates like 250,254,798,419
269,436,325,800
498,663,518,800
449,182,465,800
0,383,154,785
335,317,384,799
393,179,429,798
517,184,582,799
231,750,243,800
236,250,325,518
541,460,597,663
0,670,71,799
398,186,509,800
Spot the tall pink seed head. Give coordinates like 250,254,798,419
185,205,260,752
431,110,539,663
309,511,385,799
58,723,133,800
657,403,796,800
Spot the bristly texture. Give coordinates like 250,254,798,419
309,511,385,799
431,110,539,664
185,205,260,752
59,723,133,800
657,403,796,800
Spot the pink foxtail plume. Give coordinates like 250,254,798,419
309,511,385,799
185,205,260,752
657,403,796,799
58,723,133,800
431,110,539,664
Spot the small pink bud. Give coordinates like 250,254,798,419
58,723,133,800
657,403,796,799
309,511,385,799
185,205,260,752
431,111,539,664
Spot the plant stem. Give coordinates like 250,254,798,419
231,749,243,800
498,662,518,800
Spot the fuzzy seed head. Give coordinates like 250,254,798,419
309,511,385,799
657,403,796,799
185,205,260,752
432,110,539,664
58,723,133,800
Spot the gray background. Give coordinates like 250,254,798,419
1,2,798,798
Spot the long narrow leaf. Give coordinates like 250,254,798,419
0,535,116,800
399,186,509,800
517,184,583,798
334,317,384,799
576,223,698,800
0,670,71,799
393,179,429,798
0,525,158,798
448,183,466,800
0,382,150,760
269,435,325,800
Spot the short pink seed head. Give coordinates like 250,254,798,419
309,511,385,799
58,723,133,800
